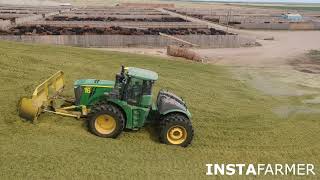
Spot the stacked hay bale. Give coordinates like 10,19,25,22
167,45,202,62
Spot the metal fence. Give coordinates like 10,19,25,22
234,22,320,30
0,34,255,48
22,21,208,29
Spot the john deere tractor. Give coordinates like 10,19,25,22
19,66,194,147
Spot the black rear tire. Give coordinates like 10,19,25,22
87,103,125,138
159,113,194,147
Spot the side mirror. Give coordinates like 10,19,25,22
140,95,152,108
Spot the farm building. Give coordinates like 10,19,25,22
282,13,303,21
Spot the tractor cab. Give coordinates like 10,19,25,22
111,66,158,109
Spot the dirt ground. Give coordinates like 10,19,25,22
198,31,320,66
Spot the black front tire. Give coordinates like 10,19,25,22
159,113,194,147
87,103,125,138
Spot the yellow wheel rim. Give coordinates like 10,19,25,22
95,114,116,135
167,125,187,145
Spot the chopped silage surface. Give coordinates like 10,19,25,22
0,41,319,179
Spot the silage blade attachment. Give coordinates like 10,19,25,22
18,71,65,122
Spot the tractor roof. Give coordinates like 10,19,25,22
127,67,158,81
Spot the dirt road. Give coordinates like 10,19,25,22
197,31,320,66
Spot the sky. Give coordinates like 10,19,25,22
193,0,320,3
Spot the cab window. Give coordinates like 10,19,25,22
142,80,153,95
126,78,143,105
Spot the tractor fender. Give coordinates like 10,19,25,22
161,109,192,119
156,90,192,119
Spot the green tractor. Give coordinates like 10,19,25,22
19,66,194,147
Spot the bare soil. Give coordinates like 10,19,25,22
197,31,320,66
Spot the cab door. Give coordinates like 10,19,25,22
124,78,151,128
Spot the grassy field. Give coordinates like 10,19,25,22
0,41,319,179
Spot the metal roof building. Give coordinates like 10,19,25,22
282,13,303,21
